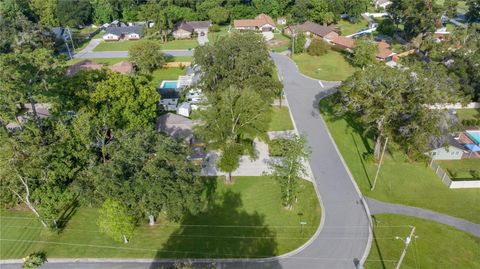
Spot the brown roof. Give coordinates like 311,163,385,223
109,61,133,74
234,13,276,28
332,36,355,49
376,41,394,59
67,60,103,76
299,21,336,37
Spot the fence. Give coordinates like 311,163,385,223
429,160,480,189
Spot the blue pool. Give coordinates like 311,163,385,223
467,130,480,145
160,80,178,89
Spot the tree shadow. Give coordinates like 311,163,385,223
55,197,79,232
369,216,387,269
149,190,279,268
351,134,373,188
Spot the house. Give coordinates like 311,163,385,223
376,41,396,61
234,13,276,32
427,135,465,160
374,0,392,9
284,21,339,42
158,88,180,111
103,25,143,41
157,113,195,141
108,61,133,74
331,35,355,51
172,21,212,39
277,17,287,25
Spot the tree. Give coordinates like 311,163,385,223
22,251,47,269
292,0,312,23
268,135,310,210
444,0,459,18
29,0,58,26
208,7,230,25
343,0,369,21
194,87,271,183
218,145,241,183
194,32,281,97
352,37,377,68
466,0,480,22
291,32,306,54
140,0,173,42
311,0,331,24
253,0,280,17
129,40,166,74
91,0,120,24
307,38,330,56
55,0,92,27
337,63,463,159
97,199,135,243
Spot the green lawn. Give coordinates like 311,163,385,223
0,176,320,259
269,106,294,131
435,0,468,13
150,67,186,87
268,34,290,52
208,26,231,44
437,159,480,180
335,19,369,36
171,56,194,62
366,214,480,269
319,95,480,223
456,109,480,121
93,39,198,51
293,51,357,81
66,58,129,66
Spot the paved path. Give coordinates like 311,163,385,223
77,38,102,53
367,198,480,237
73,50,194,59
0,53,372,269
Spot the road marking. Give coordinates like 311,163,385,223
318,80,324,88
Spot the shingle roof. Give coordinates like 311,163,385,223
299,21,336,37
156,113,195,140
234,13,276,28
332,36,355,49
105,25,144,36
186,21,212,29
173,21,194,32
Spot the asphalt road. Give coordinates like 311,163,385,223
73,50,194,58
1,53,371,269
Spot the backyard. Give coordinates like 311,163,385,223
0,176,320,259
293,51,357,81
366,214,480,269
437,159,480,180
150,67,187,88
94,39,198,51
319,95,480,223
334,18,368,36
207,26,231,44
269,106,295,131
456,108,480,121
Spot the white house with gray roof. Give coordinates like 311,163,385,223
103,24,144,41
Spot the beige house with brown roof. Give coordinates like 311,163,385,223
284,21,339,42
234,13,276,32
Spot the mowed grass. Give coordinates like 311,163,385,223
208,26,231,44
66,58,129,66
150,67,187,87
269,106,294,131
319,96,480,223
435,0,468,13
268,34,291,52
293,51,357,81
335,19,369,36
456,108,480,121
94,39,198,51
0,176,320,259
437,159,480,179
366,214,480,269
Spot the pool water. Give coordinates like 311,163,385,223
160,81,178,89
466,131,480,145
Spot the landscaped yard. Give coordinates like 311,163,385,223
93,39,198,51
150,67,186,87
335,19,368,36
208,26,231,44
66,58,129,66
437,159,480,180
366,214,480,269
0,176,320,259
293,51,357,81
269,106,294,131
319,95,480,223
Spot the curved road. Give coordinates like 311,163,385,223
1,53,372,269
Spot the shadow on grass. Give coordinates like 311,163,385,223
150,190,278,266
351,134,373,188
369,216,387,269
55,197,79,233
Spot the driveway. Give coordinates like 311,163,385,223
73,50,194,59
198,35,209,45
0,54,371,269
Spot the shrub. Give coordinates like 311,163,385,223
269,138,291,157
209,24,221,32
22,252,47,269
307,39,330,56
377,18,396,36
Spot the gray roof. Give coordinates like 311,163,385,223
105,25,144,36
158,88,180,99
430,134,465,151
173,21,212,32
173,21,194,32
186,21,211,29
157,113,195,140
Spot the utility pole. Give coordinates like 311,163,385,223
371,136,388,191
291,27,296,58
395,226,416,269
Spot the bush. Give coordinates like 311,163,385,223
209,24,221,32
377,18,396,36
22,252,47,269
269,138,290,157
307,39,330,56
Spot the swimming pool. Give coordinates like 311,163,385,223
160,80,178,89
466,130,480,145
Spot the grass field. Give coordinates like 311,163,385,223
0,176,320,259
335,19,368,36
293,51,357,81
366,214,480,269
435,0,468,13
150,67,186,87
437,159,480,179
66,58,129,66
456,108,480,121
319,95,480,223
269,106,294,131
94,39,198,51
